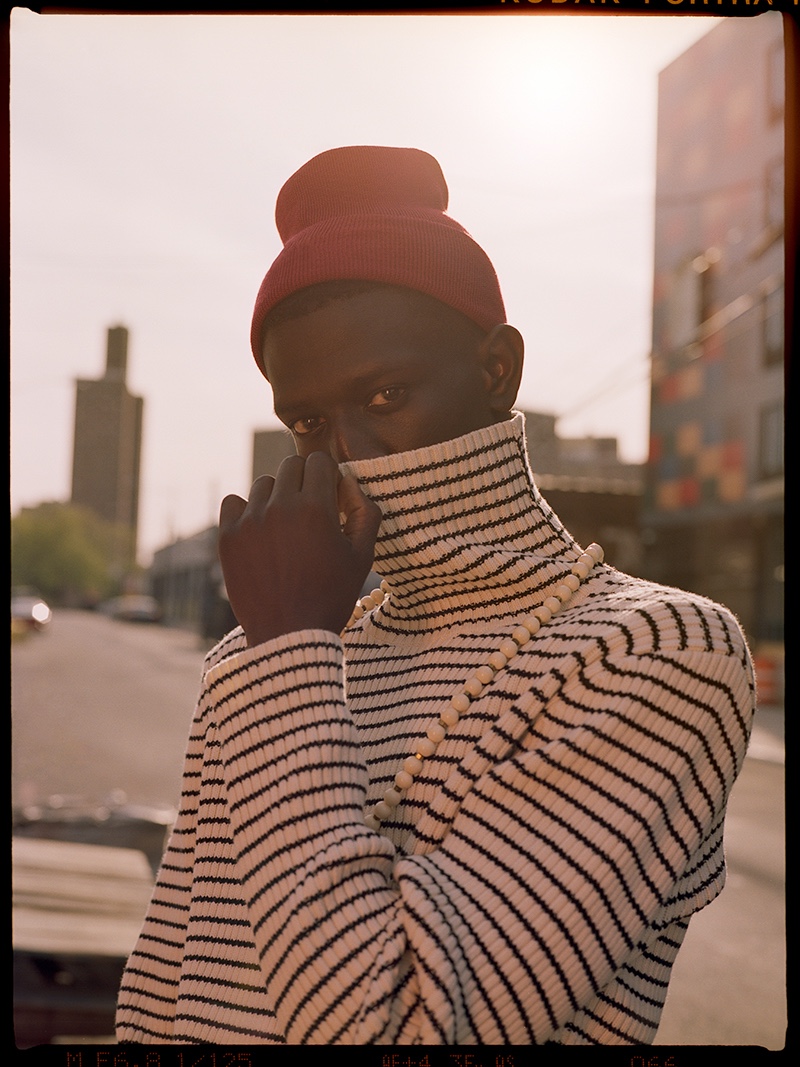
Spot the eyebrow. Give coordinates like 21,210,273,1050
273,356,423,421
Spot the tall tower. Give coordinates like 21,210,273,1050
70,325,144,565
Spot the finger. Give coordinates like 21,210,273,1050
338,473,382,552
269,454,307,500
219,493,248,530
219,475,275,528
336,471,364,515
246,474,277,503
300,450,341,506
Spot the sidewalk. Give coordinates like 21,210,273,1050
747,703,784,764
655,700,786,1049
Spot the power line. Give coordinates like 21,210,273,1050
556,354,651,421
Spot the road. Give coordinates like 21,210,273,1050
12,609,786,1050
12,608,208,814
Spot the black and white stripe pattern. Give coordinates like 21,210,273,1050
116,413,755,1045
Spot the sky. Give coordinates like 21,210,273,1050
10,7,749,564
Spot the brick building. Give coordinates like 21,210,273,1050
643,14,784,657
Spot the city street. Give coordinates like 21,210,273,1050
12,608,206,814
12,609,786,1050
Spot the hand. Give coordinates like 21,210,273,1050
217,451,382,647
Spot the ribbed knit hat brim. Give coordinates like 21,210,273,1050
250,146,506,375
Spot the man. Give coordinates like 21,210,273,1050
116,146,755,1045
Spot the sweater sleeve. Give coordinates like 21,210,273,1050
201,625,755,1045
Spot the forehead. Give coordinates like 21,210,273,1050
261,287,480,393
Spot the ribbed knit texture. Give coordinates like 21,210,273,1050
250,146,506,372
116,413,755,1045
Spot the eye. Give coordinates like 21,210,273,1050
368,387,406,409
291,416,325,436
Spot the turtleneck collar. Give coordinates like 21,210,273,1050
341,412,586,636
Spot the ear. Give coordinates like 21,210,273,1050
478,324,524,415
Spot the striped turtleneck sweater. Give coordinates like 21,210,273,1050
116,412,755,1046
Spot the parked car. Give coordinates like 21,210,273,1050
13,796,173,1047
11,592,53,633
102,595,162,623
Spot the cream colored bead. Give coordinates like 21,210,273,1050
499,637,519,659
427,722,446,744
451,692,471,714
464,675,484,697
365,541,603,833
380,579,391,593
441,705,460,727
395,769,414,790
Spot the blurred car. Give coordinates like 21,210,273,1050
11,593,53,633
102,594,162,624
13,795,172,1047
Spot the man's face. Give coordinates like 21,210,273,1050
262,287,517,464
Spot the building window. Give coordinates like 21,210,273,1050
763,284,784,367
667,251,718,354
759,401,784,480
765,157,784,231
698,251,718,323
767,36,785,124
667,258,702,352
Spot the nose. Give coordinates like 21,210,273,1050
329,417,384,464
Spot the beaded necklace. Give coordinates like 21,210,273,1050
343,542,605,832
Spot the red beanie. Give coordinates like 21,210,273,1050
250,145,506,375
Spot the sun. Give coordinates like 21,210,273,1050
480,19,619,163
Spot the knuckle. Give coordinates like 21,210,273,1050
276,455,305,479
250,474,276,497
310,448,337,470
